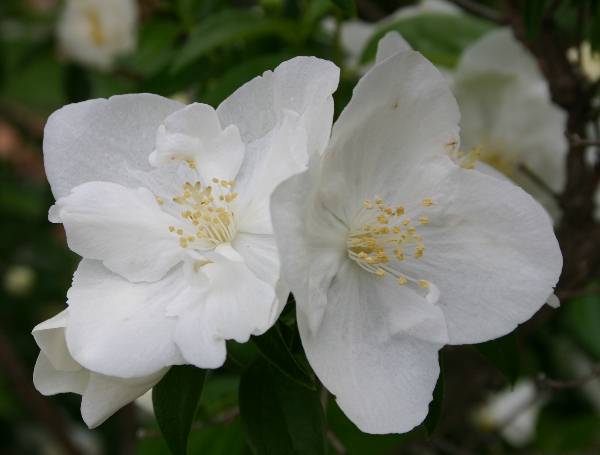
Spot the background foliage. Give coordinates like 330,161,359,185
0,0,599,454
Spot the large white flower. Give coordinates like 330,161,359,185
57,0,138,70
452,29,567,217
271,36,562,434
34,57,339,424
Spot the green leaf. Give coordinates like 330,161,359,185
330,0,355,17
360,12,493,68
201,52,292,106
475,333,520,385
239,358,327,455
128,21,181,76
523,0,548,39
63,64,91,103
252,323,315,391
424,353,444,434
563,290,600,360
171,10,297,74
152,366,207,455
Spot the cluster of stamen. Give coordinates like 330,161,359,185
450,147,481,170
166,178,238,249
347,196,435,288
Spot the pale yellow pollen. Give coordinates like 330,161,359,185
155,196,164,205
167,177,238,249
347,195,436,288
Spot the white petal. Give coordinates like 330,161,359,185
298,261,443,434
235,110,308,234
375,31,412,63
397,155,562,344
202,260,276,342
32,310,80,371
456,28,547,95
50,181,182,282
323,50,460,220
232,232,288,325
44,94,183,199
33,352,88,396
217,56,339,157
81,369,166,428
271,169,348,331
150,103,245,182
66,260,185,378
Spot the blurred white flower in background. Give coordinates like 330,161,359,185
324,0,459,70
57,0,138,70
568,41,600,82
473,380,544,447
33,58,339,427
271,34,562,434
3,265,36,296
452,29,567,219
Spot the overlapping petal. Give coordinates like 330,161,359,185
44,94,183,199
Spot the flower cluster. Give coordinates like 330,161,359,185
33,32,562,434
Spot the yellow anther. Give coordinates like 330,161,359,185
402,219,411,226
155,196,164,205
168,226,175,232
375,268,386,277
363,200,373,209
176,229,183,235
422,198,434,207
395,206,405,216
418,279,429,289
419,216,429,225
398,276,407,285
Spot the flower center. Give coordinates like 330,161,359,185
452,145,518,175
347,196,436,297
165,178,238,249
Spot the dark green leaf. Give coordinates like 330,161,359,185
201,53,292,106
330,0,355,18
524,0,548,39
476,333,520,385
128,21,181,76
172,10,298,74
239,358,327,455
424,353,444,434
63,64,91,103
252,323,315,391
562,290,600,360
152,366,207,455
360,12,493,68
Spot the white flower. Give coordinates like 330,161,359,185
271,36,562,434
57,0,138,70
473,380,543,447
452,29,567,217
323,0,460,69
33,310,165,428
34,57,339,425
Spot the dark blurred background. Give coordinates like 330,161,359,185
1,0,599,454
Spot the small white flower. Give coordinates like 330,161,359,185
34,57,339,425
57,0,138,70
33,310,165,428
452,29,568,217
323,0,460,69
473,380,543,447
271,36,562,434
